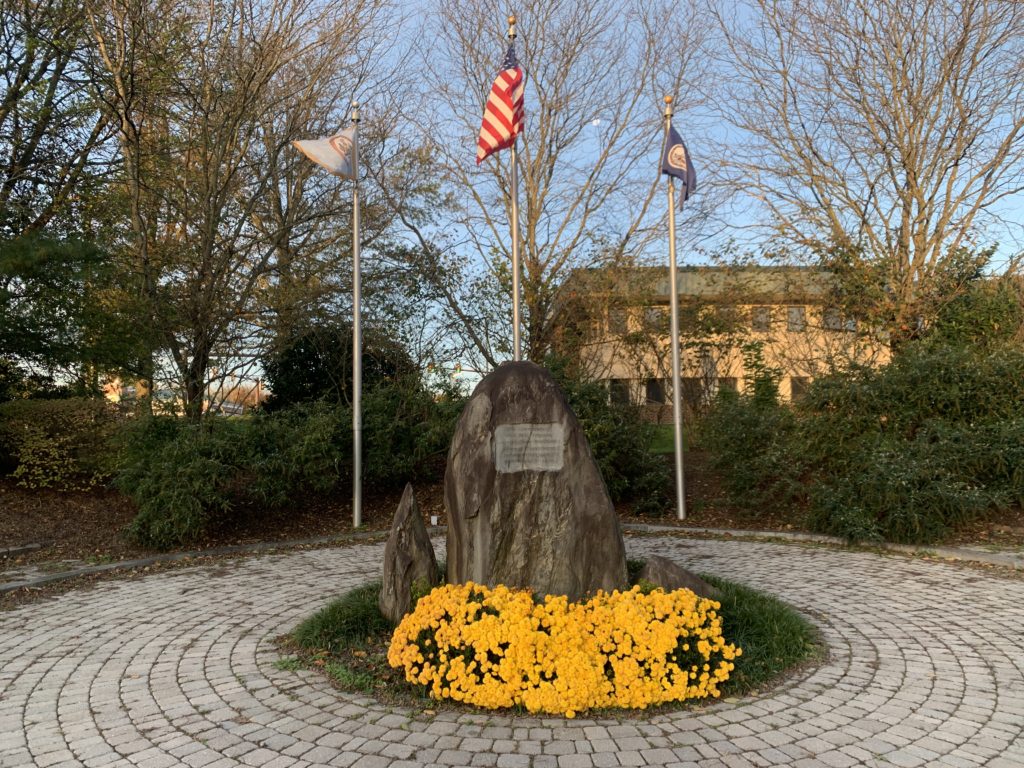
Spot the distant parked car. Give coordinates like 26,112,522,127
211,401,245,416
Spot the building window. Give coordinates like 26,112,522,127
751,306,771,332
677,304,700,332
718,377,738,392
709,304,739,333
823,307,843,330
823,306,857,332
790,376,810,400
608,307,628,335
609,379,631,405
680,377,704,407
787,305,806,332
699,348,717,381
644,306,669,334
645,378,666,404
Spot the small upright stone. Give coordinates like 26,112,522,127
638,555,721,601
379,483,440,625
445,361,629,601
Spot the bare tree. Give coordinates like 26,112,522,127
86,0,399,419
0,0,112,236
388,0,711,369
712,0,1024,339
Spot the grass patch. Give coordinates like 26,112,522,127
324,661,377,693
272,656,303,672
291,581,389,653
649,424,683,455
704,575,822,696
280,570,821,712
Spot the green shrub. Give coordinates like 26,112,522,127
247,401,347,505
115,417,251,547
261,322,416,411
966,419,1024,507
360,376,465,487
116,375,465,549
698,341,807,513
0,397,121,489
699,388,802,512
545,355,670,514
805,432,992,543
700,340,1024,544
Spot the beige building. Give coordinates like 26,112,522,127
556,266,890,418
102,376,268,415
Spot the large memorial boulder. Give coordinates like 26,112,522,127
445,361,628,601
638,555,721,601
379,483,440,625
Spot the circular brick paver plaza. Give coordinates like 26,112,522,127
2,537,1022,768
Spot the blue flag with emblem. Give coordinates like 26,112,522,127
661,124,696,205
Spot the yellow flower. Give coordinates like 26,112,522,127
387,582,741,715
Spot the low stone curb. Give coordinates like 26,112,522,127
0,528,394,594
626,523,1024,569
0,541,49,559
2,522,1020,595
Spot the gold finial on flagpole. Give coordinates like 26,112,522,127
664,95,674,118
508,13,517,40
351,101,360,124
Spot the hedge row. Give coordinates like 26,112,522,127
701,342,1024,543
1,365,671,549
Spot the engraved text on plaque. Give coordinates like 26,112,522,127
494,423,565,473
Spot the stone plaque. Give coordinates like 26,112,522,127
494,423,565,473
445,361,628,599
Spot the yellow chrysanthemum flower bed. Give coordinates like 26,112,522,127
387,581,741,717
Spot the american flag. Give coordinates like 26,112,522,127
476,43,524,164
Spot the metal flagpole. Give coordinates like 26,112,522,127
508,14,523,362
664,95,686,521
351,101,363,528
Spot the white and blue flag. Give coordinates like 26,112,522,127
293,127,357,179
661,125,696,205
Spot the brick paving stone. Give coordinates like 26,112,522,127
730,736,769,752
430,736,462,750
614,737,650,751
616,751,646,767
482,727,513,740
588,739,617,754
516,740,541,755
755,746,794,765
1,538,1022,767
589,753,618,768
815,750,860,767
639,748,676,763
349,755,390,768
557,755,594,768
437,749,472,764
495,756,529,768
543,741,575,755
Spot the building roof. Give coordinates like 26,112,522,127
562,265,834,305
